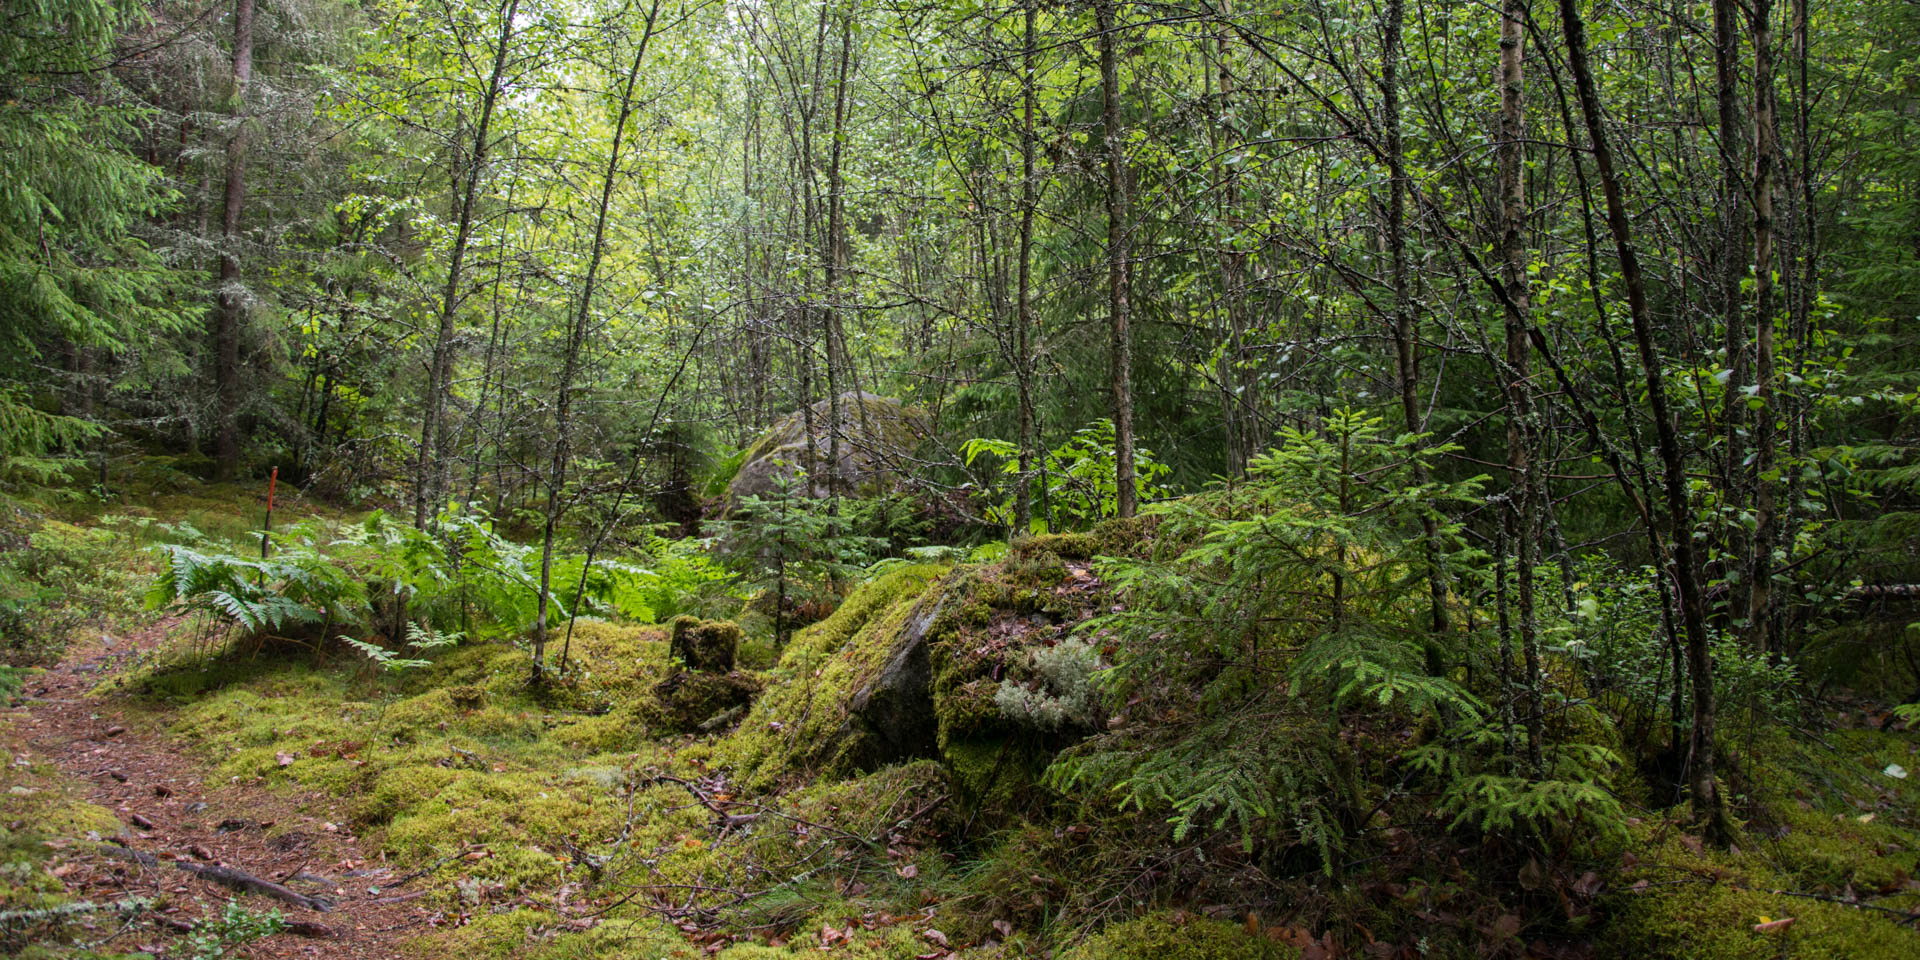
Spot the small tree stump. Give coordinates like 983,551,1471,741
669,616,741,673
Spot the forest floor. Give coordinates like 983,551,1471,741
8,482,1920,960
4,616,430,959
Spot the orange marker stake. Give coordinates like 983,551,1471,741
261,466,279,565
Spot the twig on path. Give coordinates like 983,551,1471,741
176,861,336,912
95,844,335,912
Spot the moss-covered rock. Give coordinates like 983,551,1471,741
669,616,742,673
717,538,1116,812
1058,912,1296,960
717,564,951,788
837,590,947,767
1012,531,1098,561
727,392,931,504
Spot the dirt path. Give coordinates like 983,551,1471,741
6,622,435,958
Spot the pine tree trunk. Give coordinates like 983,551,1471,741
1746,0,1780,649
1096,0,1136,519
211,0,254,482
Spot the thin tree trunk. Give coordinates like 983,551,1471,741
1212,1,1249,475
792,2,831,490
1557,0,1729,841
822,2,853,513
1013,0,1039,535
1746,0,1779,648
1715,0,1750,584
1780,0,1814,660
414,0,521,529
1096,0,1136,519
1497,0,1544,772
1383,0,1450,638
211,0,254,482
532,1,661,683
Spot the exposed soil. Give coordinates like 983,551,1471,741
7,620,435,958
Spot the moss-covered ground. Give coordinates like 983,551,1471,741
0,698,138,958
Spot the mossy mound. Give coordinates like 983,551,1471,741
772,760,957,848
1596,726,1920,959
1602,876,1918,959
717,564,951,789
711,926,930,959
669,616,742,672
158,622,694,900
427,906,699,959
1011,531,1098,561
0,712,128,955
653,669,761,731
923,536,1123,808
1058,912,1297,960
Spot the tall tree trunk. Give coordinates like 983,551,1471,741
1013,0,1039,534
1096,0,1136,519
1558,0,1730,841
1715,0,1750,582
414,0,521,529
791,1,831,490
1780,0,1815,659
1497,0,1544,771
822,2,853,513
1528,12,1694,746
210,0,254,482
1212,0,1250,475
533,2,661,683
1382,0,1450,638
1746,0,1780,648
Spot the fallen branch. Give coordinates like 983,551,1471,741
1761,886,1920,924
99,842,334,912
96,843,159,867
174,862,335,913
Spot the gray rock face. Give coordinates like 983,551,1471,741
727,392,930,504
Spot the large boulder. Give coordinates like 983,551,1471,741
715,526,1147,802
727,392,930,504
